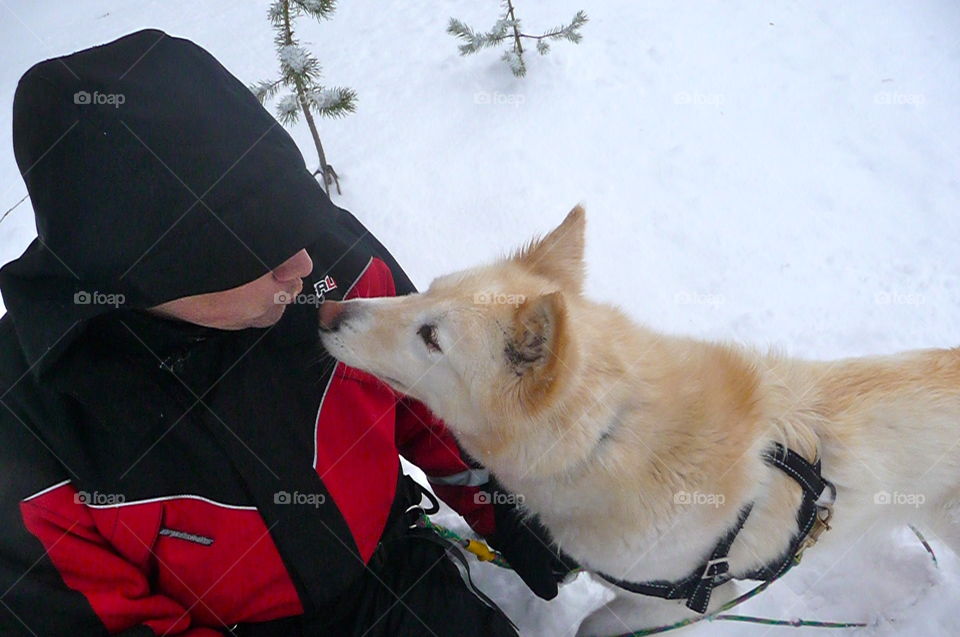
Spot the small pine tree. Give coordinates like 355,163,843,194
250,0,356,195
448,1,588,77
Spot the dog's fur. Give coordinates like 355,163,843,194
319,206,960,635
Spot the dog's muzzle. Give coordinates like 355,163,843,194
318,300,349,332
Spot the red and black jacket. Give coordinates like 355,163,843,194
0,208,497,635
0,30,499,635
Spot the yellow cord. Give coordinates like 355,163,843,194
463,539,498,562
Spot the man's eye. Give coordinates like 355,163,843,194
417,324,441,352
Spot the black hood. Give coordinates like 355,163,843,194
0,29,336,377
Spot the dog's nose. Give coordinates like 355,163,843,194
318,300,346,332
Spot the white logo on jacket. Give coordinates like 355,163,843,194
313,274,338,302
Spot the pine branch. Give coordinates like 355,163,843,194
275,93,302,124
306,86,357,118
488,19,515,43
502,49,526,77
447,18,510,54
448,5,587,76
249,78,283,102
522,11,589,44
559,10,589,43
291,0,336,20
259,0,352,195
0,194,29,225
446,18,479,54
267,0,286,27
278,44,322,83
503,0,524,56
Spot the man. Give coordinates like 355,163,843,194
0,30,570,636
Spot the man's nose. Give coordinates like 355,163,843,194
272,249,313,282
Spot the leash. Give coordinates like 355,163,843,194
611,558,862,636
419,514,516,569
417,516,937,636
403,482,520,633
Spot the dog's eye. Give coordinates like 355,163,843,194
417,324,441,353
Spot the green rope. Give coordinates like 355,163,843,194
909,524,938,569
421,516,937,636
420,515,514,568
616,523,938,636
713,615,870,628
621,571,871,634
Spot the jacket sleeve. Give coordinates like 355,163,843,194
394,398,496,536
0,400,223,636
331,207,499,537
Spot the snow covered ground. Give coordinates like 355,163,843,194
1,0,958,635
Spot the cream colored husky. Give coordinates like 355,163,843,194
318,206,960,635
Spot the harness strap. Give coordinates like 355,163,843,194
597,503,754,613
598,442,835,613
761,443,834,506
741,443,835,581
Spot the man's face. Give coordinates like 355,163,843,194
148,249,314,329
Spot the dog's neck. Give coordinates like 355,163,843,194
455,312,833,581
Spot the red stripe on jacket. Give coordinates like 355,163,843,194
20,484,301,633
314,257,495,562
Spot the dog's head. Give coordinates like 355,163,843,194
318,205,586,437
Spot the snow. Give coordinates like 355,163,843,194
276,93,301,120
307,86,341,111
1,0,958,634
502,49,526,77
278,43,310,74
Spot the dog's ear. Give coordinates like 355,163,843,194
506,291,571,409
513,205,585,295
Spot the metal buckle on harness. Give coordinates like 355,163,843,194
404,504,426,529
795,501,833,562
401,477,440,529
700,557,729,580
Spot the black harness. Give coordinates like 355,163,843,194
598,443,836,613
